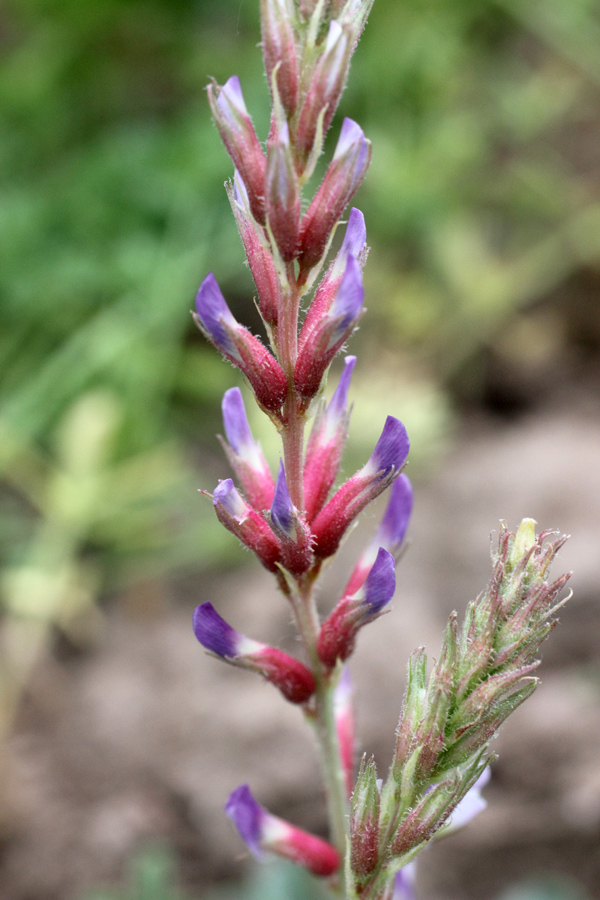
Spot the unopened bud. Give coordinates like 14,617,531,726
271,462,313,575
266,122,300,262
350,756,380,881
261,0,299,116
298,118,371,273
207,76,267,224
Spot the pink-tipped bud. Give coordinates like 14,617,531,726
207,76,267,224
261,0,299,116
298,119,371,274
294,21,352,168
317,547,396,667
226,784,341,876
194,273,287,414
334,667,356,797
344,473,413,596
303,356,356,521
294,256,364,404
220,388,275,511
193,603,315,703
311,416,409,559
212,478,282,572
227,175,280,327
271,462,314,575
266,122,300,262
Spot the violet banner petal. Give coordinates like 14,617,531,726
193,602,240,658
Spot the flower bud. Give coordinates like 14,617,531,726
311,416,410,559
212,478,282,572
271,462,313,575
349,756,380,881
266,122,300,262
303,356,356,521
261,0,299,116
299,206,367,344
220,388,275,511
207,76,267,224
194,273,287,414
226,784,341,876
193,603,315,703
344,473,413,596
298,119,371,274
227,175,280,328
294,21,352,168
294,255,364,404
317,547,396,667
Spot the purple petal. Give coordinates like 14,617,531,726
367,416,409,476
447,767,490,831
334,117,364,160
328,356,356,423
220,75,247,116
222,388,253,455
195,273,239,356
379,474,413,550
328,255,364,345
362,547,395,614
233,169,249,206
225,784,265,858
271,461,294,535
340,208,367,259
193,602,240,658
213,479,247,518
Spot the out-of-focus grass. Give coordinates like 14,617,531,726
1,0,599,792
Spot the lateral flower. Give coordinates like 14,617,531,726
211,478,282,572
311,416,410,559
298,118,371,273
226,784,341,876
270,462,313,575
303,355,356,521
294,21,352,169
317,547,396,667
207,76,267,224
193,602,315,703
344,473,413,596
265,121,300,262
227,174,280,328
194,273,287,414
294,255,364,404
220,388,275,511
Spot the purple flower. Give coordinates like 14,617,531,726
379,474,413,550
364,416,410,478
333,118,371,193
327,355,356,428
361,547,396,615
271,461,295,536
193,602,254,658
195,273,240,360
326,255,364,348
213,478,247,517
222,388,254,457
226,784,264,858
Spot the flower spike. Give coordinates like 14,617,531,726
193,603,315,704
226,784,341,876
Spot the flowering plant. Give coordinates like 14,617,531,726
191,1,570,898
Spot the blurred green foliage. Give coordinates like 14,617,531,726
1,0,599,691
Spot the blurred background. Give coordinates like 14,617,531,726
1,0,599,897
